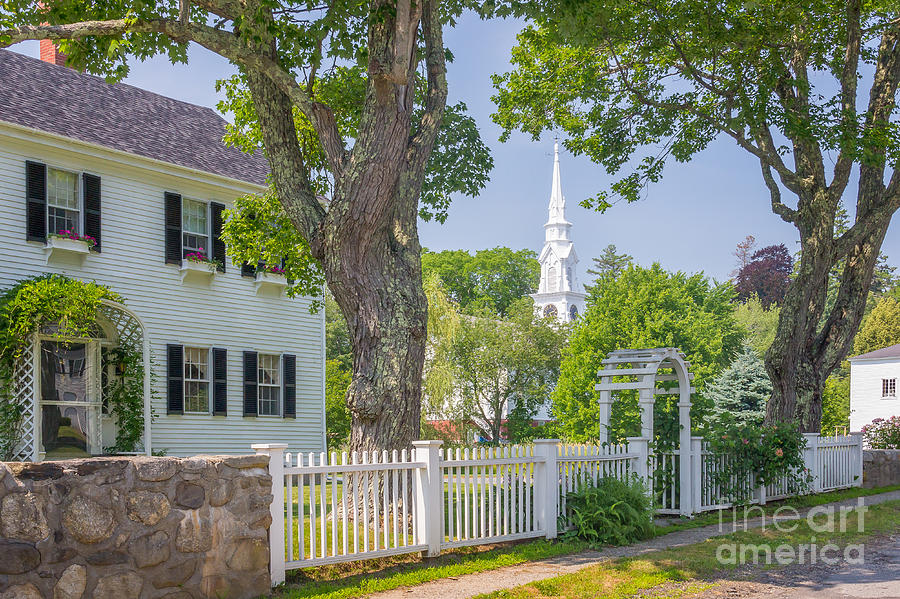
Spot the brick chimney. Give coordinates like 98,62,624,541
39,39,67,66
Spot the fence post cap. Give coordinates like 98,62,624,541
411,440,444,448
251,443,289,450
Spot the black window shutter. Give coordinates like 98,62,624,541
243,351,258,417
82,173,102,252
164,192,182,264
283,354,296,419
212,347,228,416
210,202,226,273
241,262,257,278
25,161,47,242
167,344,184,415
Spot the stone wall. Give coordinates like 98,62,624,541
0,455,273,599
862,449,900,489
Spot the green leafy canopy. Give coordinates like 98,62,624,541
490,0,900,208
553,264,744,442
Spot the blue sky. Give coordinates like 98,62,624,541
13,12,899,284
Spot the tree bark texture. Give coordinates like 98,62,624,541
242,0,446,454
763,24,900,431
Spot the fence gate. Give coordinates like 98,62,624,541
595,348,695,516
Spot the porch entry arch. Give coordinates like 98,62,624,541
595,347,695,514
8,298,151,462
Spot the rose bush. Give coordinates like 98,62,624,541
862,416,900,449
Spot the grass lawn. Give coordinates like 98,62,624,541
474,499,900,598
273,484,900,599
276,539,588,599
657,483,900,535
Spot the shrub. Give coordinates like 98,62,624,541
705,422,810,502
862,416,900,449
561,476,654,547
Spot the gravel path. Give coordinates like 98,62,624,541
366,490,900,599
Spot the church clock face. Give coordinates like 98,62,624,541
569,305,578,321
543,304,558,319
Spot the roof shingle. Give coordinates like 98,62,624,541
850,343,900,361
0,49,268,186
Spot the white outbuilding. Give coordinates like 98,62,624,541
849,343,900,432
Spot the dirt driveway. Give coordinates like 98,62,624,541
682,534,900,599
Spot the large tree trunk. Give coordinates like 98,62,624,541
325,200,428,454
764,188,891,432
243,0,445,454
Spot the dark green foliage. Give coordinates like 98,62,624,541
705,345,771,430
561,476,654,547
421,247,540,316
553,264,744,441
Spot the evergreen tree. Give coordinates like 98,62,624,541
587,244,634,281
706,346,772,429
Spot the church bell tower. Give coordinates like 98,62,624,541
530,141,586,323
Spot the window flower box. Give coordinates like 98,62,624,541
255,269,288,295
180,251,219,284
45,231,95,263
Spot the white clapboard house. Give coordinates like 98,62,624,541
849,343,900,432
0,46,325,461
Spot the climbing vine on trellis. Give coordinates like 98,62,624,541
0,274,146,459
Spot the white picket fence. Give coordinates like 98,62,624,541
253,432,863,585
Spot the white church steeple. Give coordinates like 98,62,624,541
531,141,586,322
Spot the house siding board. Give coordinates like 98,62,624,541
850,359,900,431
0,129,325,456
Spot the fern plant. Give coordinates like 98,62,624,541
560,476,654,547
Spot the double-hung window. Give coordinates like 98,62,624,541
184,347,210,413
182,198,209,258
884,378,897,398
258,353,281,416
47,167,80,235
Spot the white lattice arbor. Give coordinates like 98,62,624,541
7,299,151,461
595,347,695,515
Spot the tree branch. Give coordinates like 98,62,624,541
836,26,900,257
408,0,448,170
758,159,798,224
829,0,862,203
246,69,327,257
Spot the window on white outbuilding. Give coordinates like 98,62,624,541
883,378,897,398
258,353,281,416
182,198,209,257
184,347,210,413
47,167,80,235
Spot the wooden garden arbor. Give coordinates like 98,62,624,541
595,348,696,514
